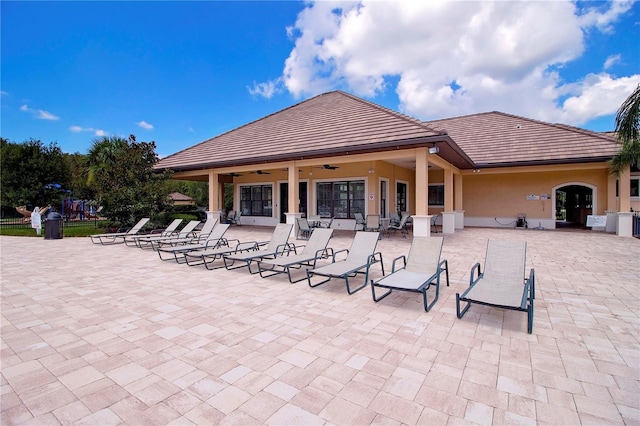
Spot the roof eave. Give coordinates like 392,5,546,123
474,156,613,169
154,134,471,172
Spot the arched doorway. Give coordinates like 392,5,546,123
554,183,595,228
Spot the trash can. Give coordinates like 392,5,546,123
44,211,63,239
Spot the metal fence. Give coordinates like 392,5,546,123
0,218,104,230
634,213,640,239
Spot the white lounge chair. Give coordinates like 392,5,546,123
183,239,258,269
157,223,230,262
89,218,150,245
307,231,385,294
124,218,183,246
134,220,201,250
223,223,294,274
456,240,535,334
258,228,334,283
371,236,449,311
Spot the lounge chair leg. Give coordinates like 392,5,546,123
441,259,450,286
527,300,534,334
371,281,392,302
456,293,471,319
307,270,332,288
423,278,440,312
345,275,367,295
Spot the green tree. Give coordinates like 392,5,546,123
64,152,95,201
86,135,172,226
0,137,71,213
164,180,209,207
609,84,640,176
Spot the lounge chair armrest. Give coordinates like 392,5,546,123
332,248,349,262
236,241,259,252
275,242,297,255
204,239,224,249
225,238,241,248
323,247,334,259
313,247,333,260
469,262,483,286
526,268,535,299
368,251,384,265
391,255,406,273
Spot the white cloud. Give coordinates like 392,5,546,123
37,110,59,120
0,91,8,96
137,120,154,130
70,125,108,136
604,54,621,70
248,80,281,99
20,103,60,120
267,0,638,126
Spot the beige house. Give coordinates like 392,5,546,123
155,91,637,237
168,192,195,206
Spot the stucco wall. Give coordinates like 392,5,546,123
462,165,610,228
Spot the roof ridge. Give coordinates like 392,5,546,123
335,90,446,134
428,110,618,143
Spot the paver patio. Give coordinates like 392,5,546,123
1,226,638,425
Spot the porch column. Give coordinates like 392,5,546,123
442,167,455,234
617,165,632,236
454,172,465,229
285,161,302,229
606,172,617,233
207,171,222,222
413,147,431,237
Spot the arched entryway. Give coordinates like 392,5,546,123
553,183,595,228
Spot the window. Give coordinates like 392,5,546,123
317,180,365,218
428,184,445,206
396,182,407,212
240,185,273,217
616,177,640,198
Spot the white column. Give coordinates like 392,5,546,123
413,216,432,237
605,210,617,233
617,212,633,237
442,211,456,234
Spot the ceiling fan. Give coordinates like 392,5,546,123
314,164,339,170
250,170,271,175
227,172,242,177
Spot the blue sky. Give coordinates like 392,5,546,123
2,1,639,158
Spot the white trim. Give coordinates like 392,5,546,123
395,179,409,213
379,177,390,218
428,183,445,207
238,181,275,219
313,176,368,216
552,181,597,222
276,179,310,221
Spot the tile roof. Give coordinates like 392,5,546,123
427,111,620,167
168,192,193,202
155,91,452,171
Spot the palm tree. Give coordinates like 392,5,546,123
609,84,640,176
86,136,128,185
